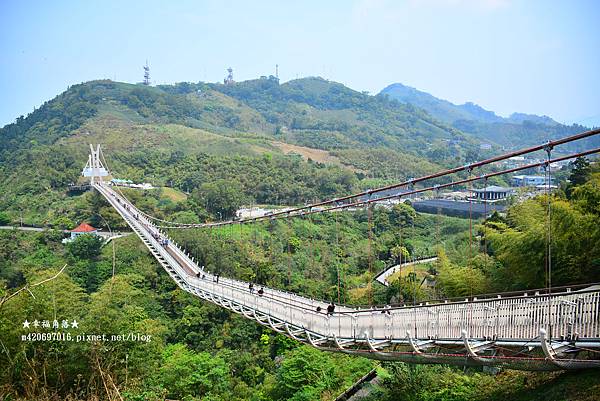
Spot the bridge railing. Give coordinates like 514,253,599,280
96,182,600,344
101,183,340,313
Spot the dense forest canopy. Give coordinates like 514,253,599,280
1,157,598,400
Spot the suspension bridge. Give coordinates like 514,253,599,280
83,130,600,371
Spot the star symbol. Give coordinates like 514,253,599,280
23,320,30,329
71,319,79,328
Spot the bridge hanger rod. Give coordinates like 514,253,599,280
162,145,599,229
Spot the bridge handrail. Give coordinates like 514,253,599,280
98,182,600,319
163,232,600,330
97,183,348,313
97,182,600,345
343,282,600,311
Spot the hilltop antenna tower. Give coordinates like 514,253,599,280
143,60,150,85
224,67,234,85
275,64,279,79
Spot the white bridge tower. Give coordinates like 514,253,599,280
82,144,109,184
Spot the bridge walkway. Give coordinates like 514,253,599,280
95,182,600,370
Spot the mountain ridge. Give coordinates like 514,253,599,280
379,82,563,126
379,82,591,149
0,77,479,174
0,77,457,226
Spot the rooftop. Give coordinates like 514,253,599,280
512,175,545,179
71,222,97,233
472,185,514,193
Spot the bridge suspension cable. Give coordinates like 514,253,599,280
100,129,600,230
87,148,600,370
237,146,600,225
155,146,600,230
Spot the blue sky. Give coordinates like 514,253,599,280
1,0,599,127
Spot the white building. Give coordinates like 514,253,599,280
62,223,98,244
512,175,552,187
472,186,515,201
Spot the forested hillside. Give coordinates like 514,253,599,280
0,77,481,226
1,155,598,400
1,77,599,400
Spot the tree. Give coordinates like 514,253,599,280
569,157,592,186
274,346,339,400
194,179,249,219
571,172,600,215
157,344,230,399
0,211,10,225
52,215,74,230
390,203,416,227
67,234,104,260
171,210,201,224
391,245,410,264
566,157,592,198
0,268,87,397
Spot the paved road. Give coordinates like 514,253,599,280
0,225,130,237
374,257,438,286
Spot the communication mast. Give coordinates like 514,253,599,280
143,61,150,85
224,67,234,85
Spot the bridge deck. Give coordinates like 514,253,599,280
95,182,600,370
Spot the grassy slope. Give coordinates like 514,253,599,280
61,112,274,159
270,140,353,169
159,187,188,202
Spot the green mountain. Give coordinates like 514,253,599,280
380,82,593,149
1,76,595,227
508,112,559,126
1,77,482,164
1,77,483,226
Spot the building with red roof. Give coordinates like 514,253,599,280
63,222,99,243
